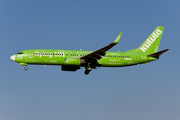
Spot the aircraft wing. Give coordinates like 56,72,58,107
80,32,122,61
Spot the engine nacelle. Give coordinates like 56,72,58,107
65,58,81,66
61,65,80,71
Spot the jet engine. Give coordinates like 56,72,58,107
61,65,80,71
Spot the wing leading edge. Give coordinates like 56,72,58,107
80,32,122,61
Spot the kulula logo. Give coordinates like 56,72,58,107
140,29,162,52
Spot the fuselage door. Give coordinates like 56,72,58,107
29,50,33,59
135,54,139,63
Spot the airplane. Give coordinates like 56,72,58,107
10,26,169,75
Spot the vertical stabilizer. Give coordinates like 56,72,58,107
126,26,164,54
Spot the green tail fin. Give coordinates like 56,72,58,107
126,26,164,54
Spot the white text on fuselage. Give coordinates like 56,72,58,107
140,29,162,52
34,52,65,58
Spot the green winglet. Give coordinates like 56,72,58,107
113,32,122,44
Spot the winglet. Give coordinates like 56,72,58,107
113,32,122,44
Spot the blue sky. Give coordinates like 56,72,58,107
0,0,180,120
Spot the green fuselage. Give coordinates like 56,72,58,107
10,26,168,75
14,49,157,67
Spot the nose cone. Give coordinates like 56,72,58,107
10,55,15,61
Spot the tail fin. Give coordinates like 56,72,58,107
126,26,164,54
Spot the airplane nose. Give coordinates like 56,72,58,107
10,55,15,61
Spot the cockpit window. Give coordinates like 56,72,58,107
17,52,23,54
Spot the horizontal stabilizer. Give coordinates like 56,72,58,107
147,49,169,57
